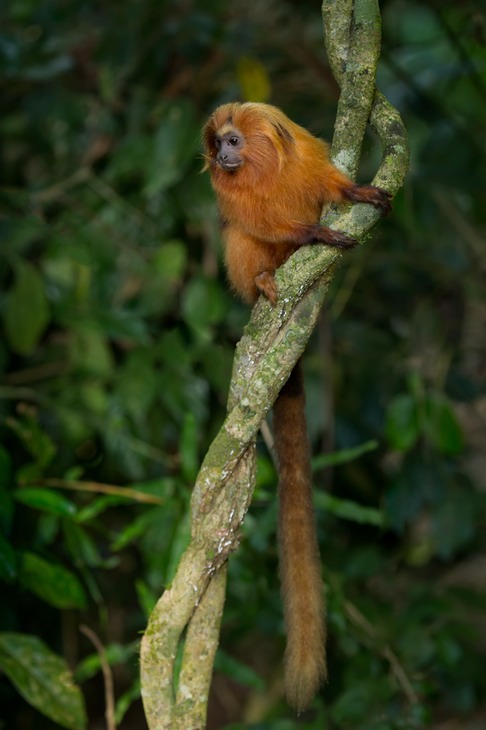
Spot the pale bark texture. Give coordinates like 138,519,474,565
140,1,409,727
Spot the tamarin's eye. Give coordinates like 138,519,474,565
228,137,239,146
214,137,221,149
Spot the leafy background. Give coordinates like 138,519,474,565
0,0,485,728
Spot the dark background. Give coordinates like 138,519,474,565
0,0,485,728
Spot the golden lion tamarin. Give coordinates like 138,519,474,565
203,102,391,711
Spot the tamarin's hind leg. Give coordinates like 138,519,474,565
343,184,392,215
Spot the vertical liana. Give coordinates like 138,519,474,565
322,0,409,189
324,0,382,177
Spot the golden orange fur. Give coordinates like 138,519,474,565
273,360,326,711
203,101,390,304
203,102,391,711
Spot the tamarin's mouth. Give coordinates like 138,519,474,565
218,160,242,172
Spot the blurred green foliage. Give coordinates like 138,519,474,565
0,0,485,728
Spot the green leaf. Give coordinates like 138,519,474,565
3,261,50,356
0,215,45,255
111,510,157,551
152,240,187,284
314,492,385,526
116,350,157,420
14,488,77,517
75,641,138,682
199,342,235,392
385,393,419,451
135,579,157,618
144,100,199,195
18,551,87,609
76,495,129,523
165,509,191,585
345,546,386,580
115,677,141,725
69,325,114,376
424,394,464,455
215,650,265,690
97,310,150,345
180,413,199,482
181,276,228,330
138,241,188,316
63,522,106,568
331,679,392,725
0,632,87,730
105,134,152,184
312,440,378,470
255,453,277,489
7,411,57,471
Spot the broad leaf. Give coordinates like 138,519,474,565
215,650,265,690
312,440,378,470
385,393,419,452
18,551,87,609
424,394,464,456
14,488,77,518
314,492,385,527
0,632,87,730
3,262,50,356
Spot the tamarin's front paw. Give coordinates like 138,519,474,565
345,184,392,215
367,186,392,215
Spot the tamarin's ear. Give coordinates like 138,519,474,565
273,121,294,145
273,122,294,144
269,121,295,170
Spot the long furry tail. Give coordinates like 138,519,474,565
273,358,327,712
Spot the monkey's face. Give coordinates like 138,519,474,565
212,127,245,172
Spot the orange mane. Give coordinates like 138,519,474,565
203,102,307,180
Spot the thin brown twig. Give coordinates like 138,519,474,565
32,478,164,505
5,361,71,386
80,625,116,730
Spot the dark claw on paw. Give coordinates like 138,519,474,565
328,230,358,249
346,185,393,216
376,190,392,216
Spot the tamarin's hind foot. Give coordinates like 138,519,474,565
255,271,279,305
